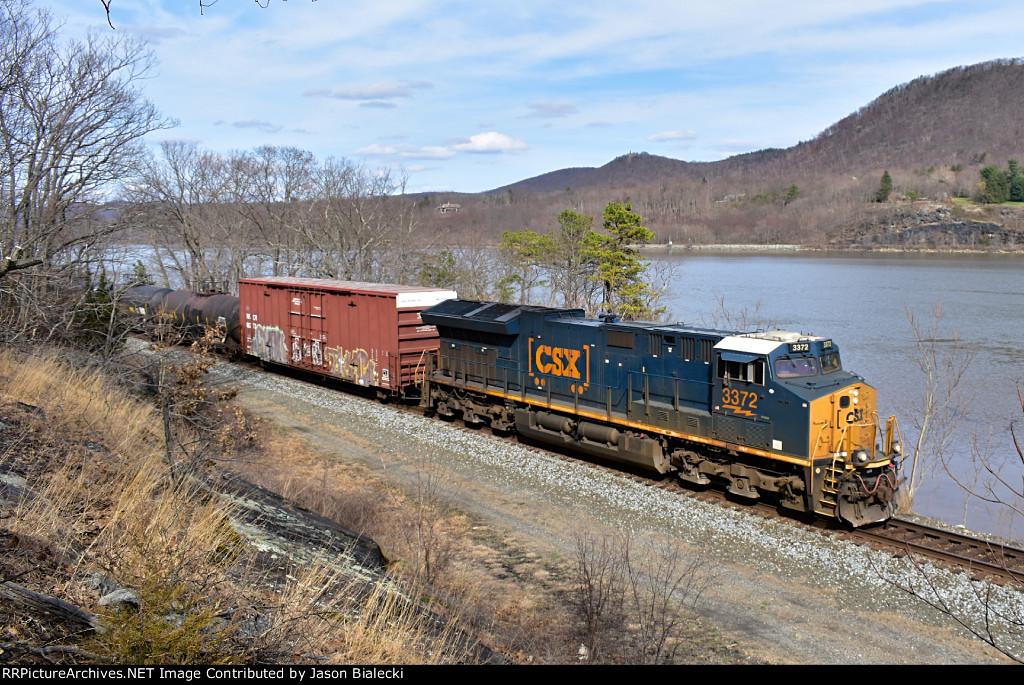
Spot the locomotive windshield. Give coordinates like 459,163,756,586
774,356,817,378
820,351,841,373
774,351,842,378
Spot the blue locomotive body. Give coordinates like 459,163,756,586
422,299,901,526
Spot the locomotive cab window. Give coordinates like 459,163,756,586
717,353,765,385
774,356,818,378
820,351,841,374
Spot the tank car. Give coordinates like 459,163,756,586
419,299,901,526
124,285,242,351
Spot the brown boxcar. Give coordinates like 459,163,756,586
238,277,457,396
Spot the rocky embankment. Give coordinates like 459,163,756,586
842,202,1024,250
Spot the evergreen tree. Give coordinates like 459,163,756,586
132,260,155,286
546,209,601,310
499,229,554,304
978,165,1009,203
417,250,459,289
874,171,893,203
784,183,800,205
1007,159,1024,202
592,202,662,321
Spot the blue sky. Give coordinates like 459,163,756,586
38,0,1024,193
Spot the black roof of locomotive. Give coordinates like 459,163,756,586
422,298,745,340
422,299,585,335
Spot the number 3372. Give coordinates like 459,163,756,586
722,388,758,411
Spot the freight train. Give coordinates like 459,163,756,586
124,278,901,527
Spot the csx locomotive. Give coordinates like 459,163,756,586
419,299,901,527
124,280,901,527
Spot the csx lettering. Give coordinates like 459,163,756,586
535,345,582,379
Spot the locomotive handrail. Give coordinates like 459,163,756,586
871,412,903,456
811,420,831,461
841,414,887,462
412,348,435,390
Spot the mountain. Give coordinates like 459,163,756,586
489,152,702,195
419,59,1024,249
489,59,1024,195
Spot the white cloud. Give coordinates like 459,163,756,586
357,132,528,158
649,130,698,143
451,132,528,154
355,143,456,159
233,120,284,134
305,81,434,101
524,100,579,118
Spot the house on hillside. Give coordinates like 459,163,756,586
437,202,461,214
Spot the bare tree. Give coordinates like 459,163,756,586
0,0,173,281
881,396,1024,664
129,141,251,292
0,0,173,351
571,527,716,664
571,528,626,662
379,453,460,589
699,294,774,330
901,303,975,510
235,145,316,277
303,160,419,283
100,0,320,29
623,534,715,664
945,386,1024,527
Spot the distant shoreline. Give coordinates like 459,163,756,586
638,243,1024,255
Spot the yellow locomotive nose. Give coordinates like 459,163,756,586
810,384,890,465
808,383,900,525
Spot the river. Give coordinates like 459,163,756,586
652,250,1024,539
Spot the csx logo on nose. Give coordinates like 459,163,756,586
535,345,582,379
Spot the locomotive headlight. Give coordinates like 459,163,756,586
890,440,902,455
854,450,869,464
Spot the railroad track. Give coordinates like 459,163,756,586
856,519,1024,585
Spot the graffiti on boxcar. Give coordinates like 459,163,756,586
324,345,378,386
249,324,289,364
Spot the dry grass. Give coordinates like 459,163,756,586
225,417,579,662
0,347,744,664
0,349,476,665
